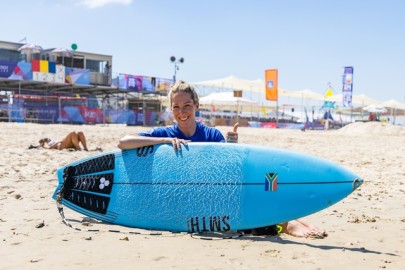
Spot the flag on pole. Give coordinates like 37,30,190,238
342,67,353,107
265,69,278,101
325,85,333,98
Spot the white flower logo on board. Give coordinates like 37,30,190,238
99,177,110,190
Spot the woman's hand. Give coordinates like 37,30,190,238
226,123,239,143
169,138,191,151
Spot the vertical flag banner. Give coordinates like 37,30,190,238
342,67,353,107
265,69,278,101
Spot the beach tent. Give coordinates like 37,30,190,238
199,91,257,106
192,75,264,93
192,75,300,96
191,75,319,108
380,99,405,124
353,94,381,106
192,75,278,108
199,92,256,122
363,104,387,113
380,99,405,110
327,93,380,106
281,89,325,101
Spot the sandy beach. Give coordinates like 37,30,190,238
0,122,404,270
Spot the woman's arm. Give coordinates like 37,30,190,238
118,135,190,150
118,135,167,149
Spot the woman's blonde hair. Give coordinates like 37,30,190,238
168,80,199,107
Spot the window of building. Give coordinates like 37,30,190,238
0,48,21,62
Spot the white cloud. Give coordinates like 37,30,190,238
79,0,132,9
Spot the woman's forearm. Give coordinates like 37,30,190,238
117,135,169,149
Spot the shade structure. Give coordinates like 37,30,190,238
327,93,381,106
50,48,73,57
192,75,264,93
199,92,257,106
363,104,387,113
192,75,322,105
281,89,325,101
18,43,43,62
199,92,257,123
380,99,405,110
18,43,43,54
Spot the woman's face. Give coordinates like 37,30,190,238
171,92,198,127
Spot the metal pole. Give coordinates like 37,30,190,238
173,62,177,83
143,100,146,126
58,97,62,124
276,101,279,127
8,92,13,123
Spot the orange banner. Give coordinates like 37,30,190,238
265,69,278,101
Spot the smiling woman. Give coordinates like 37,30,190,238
118,80,239,151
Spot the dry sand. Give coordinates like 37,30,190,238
0,122,404,269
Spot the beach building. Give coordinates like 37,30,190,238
0,40,172,125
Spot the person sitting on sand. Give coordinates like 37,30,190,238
38,131,89,151
118,80,328,239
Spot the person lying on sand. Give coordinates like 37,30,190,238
29,131,93,151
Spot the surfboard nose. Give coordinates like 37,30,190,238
352,178,363,190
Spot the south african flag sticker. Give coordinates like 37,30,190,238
264,172,278,191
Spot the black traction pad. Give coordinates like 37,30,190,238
61,153,115,215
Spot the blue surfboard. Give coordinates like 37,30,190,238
52,143,363,233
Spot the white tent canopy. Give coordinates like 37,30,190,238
192,75,264,93
192,75,298,96
192,76,395,115
380,99,405,110
192,75,319,105
281,89,325,101
327,93,381,106
363,104,387,113
199,92,257,122
199,92,257,106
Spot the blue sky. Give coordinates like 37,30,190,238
2,0,405,102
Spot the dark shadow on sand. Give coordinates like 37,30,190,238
232,235,399,257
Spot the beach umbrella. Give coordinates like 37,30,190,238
18,43,43,54
18,43,43,62
50,48,74,64
50,48,73,57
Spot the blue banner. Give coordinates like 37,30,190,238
118,73,173,93
342,66,353,107
65,67,90,85
0,61,18,78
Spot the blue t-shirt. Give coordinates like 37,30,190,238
139,122,225,142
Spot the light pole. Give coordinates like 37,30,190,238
170,56,184,83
